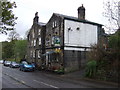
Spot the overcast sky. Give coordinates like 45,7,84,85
0,0,110,42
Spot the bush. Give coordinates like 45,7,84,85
85,60,97,78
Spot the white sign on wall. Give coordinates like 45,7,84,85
64,19,98,47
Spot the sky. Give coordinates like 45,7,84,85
0,0,110,42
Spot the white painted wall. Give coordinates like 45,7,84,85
64,19,98,48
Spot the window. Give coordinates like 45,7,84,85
32,30,35,38
39,37,41,45
28,35,30,41
52,22,54,28
55,21,57,27
38,50,40,58
33,50,35,58
34,39,36,46
31,40,33,46
52,21,57,28
38,29,41,35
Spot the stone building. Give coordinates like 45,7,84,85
27,5,103,73
27,12,46,69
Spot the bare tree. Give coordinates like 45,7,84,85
7,30,20,41
103,0,120,33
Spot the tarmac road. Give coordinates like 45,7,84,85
2,65,118,89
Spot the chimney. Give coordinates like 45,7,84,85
33,12,39,24
78,4,85,20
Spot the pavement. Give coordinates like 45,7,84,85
41,69,119,88
58,69,119,88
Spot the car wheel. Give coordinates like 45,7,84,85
19,68,21,71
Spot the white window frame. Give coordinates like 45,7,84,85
52,22,54,28
38,50,40,58
38,29,41,35
39,37,41,45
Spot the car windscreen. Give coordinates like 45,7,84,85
6,61,11,63
22,61,28,64
12,62,17,64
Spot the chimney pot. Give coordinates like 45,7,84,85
33,12,39,24
78,4,85,20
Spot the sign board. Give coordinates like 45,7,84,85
52,36,60,46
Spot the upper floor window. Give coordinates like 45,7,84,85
38,29,41,35
31,40,33,46
39,37,41,45
34,39,36,46
33,50,35,58
55,21,57,27
32,30,35,38
52,22,54,28
52,21,57,28
38,50,40,58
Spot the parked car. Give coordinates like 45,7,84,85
4,61,11,66
9,61,20,68
19,61,35,71
0,60,4,64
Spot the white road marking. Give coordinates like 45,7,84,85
33,80,59,89
20,80,25,84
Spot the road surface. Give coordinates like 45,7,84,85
2,65,118,89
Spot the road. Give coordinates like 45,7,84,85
2,65,89,89
2,65,118,89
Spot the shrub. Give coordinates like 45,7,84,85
85,60,97,78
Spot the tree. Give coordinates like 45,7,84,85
103,0,120,33
2,41,14,59
109,30,120,49
14,40,27,61
0,0,17,34
7,30,20,41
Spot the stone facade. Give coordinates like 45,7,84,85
27,12,46,69
27,5,104,73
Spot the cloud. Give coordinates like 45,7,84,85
0,0,106,42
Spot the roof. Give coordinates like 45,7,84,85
54,13,103,26
38,22,46,26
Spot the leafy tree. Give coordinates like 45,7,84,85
109,30,120,50
14,40,27,61
0,0,17,34
2,41,15,59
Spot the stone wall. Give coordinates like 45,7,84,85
64,50,87,73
